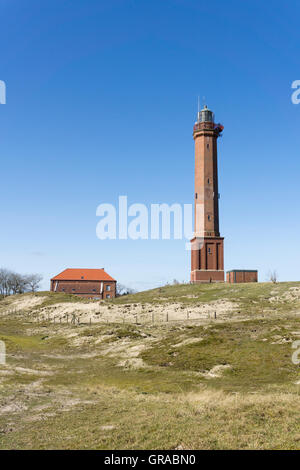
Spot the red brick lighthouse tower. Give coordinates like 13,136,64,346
190,105,224,283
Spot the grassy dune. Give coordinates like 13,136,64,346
0,282,299,449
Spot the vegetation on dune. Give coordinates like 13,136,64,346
112,281,300,310
141,319,299,391
0,282,299,449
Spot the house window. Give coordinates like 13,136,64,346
106,285,111,291
62,288,65,292
92,289,96,292
81,276,84,279
207,144,209,149
207,178,210,184
208,247,212,254
208,215,211,221
106,294,111,299
72,288,75,292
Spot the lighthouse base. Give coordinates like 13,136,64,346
190,236,224,283
190,270,224,283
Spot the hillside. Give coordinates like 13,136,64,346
1,281,300,324
0,282,299,449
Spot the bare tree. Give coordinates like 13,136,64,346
0,268,11,296
116,283,136,297
26,274,43,292
267,270,278,283
0,268,43,296
7,271,28,294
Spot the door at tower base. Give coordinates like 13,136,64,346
190,236,224,283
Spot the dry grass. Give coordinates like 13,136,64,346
0,282,299,449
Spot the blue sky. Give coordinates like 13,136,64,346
0,0,299,291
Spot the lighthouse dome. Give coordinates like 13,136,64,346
197,105,214,123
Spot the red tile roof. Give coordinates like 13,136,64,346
51,268,115,282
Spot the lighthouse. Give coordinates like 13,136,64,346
190,105,224,283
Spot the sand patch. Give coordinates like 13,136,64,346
0,402,28,415
271,336,293,344
1,295,47,313
29,298,238,325
100,340,147,359
172,337,203,348
100,425,116,431
0,369,14,376
117,357,149,369
270,287,300,304
13,367,54,376
100,338,153,369
4,293,238,325
202,364,232,379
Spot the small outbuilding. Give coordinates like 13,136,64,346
50,268,116,299
226,270,258,284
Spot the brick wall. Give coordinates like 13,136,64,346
50,280,116,299
226,271,258,283
191,116,224,284
191,237,224,283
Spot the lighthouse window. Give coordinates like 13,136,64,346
207,144,209,149
208,215,211,221
195,193,198,199
207,178,210,184
208,247,211,254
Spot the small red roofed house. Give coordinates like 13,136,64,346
50,268,116,299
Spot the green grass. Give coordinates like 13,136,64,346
112,281,300,313
0,282,299,449
141,319,299,392
1,385,299,450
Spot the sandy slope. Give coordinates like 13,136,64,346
9,298,238,324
